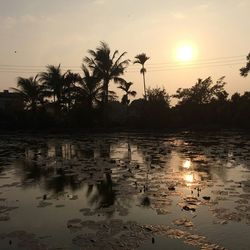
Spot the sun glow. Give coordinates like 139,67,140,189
184,173,194,183
183,159,191,169
176,45,194,62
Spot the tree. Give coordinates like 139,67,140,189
134,53,150,100
147,87,170,107
63,71,81,110
117,79,137,106
12,75,43,112
240,53,250,77
77,65,102,110
173,76,228,105
39,64,68,106
83,42,129,104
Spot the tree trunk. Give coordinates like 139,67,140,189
103,79,109,104
143,71,147,100
142,66,147,100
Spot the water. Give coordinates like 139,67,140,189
0,131,250,250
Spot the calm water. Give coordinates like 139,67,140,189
0,131,250,250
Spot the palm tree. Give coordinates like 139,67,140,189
83,41,130,104
39,65,67,106
240,53,250,77
63,71,81,110
12,75,43,112
77,65,103,110
117,79,137,106
134,53,150,100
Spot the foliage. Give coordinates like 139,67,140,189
5,48,250,130
83,41,129,104
147,87,170,107
240,53,250,77
39,64,67,104
173,77,228,105
12,75,43,111
134,53,150,100
117,79,136,106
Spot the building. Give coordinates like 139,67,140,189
0,90,24,112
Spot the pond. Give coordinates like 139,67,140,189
0,131,250,250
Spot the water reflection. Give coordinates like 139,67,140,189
183,159,191,169
87,173,116,209
1,133,250,249
184,172,194,184
1,133,250,212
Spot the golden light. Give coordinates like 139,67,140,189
184,173,194,183
183,159,191,169
176,45,193,62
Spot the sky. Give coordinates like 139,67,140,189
0,0,249,100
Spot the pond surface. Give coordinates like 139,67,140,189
0,131,250,250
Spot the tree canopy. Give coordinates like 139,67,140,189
173,76,228,105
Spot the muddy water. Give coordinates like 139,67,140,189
0,131,250,250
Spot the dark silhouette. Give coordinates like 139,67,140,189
12,75,42,112
134,53,150,100
117,79,137,106
39,65,67,105
240,52,250,77
63,71,81,111
78,65,102,110
83,41,129,104
173,76,228,105
2,47,250,131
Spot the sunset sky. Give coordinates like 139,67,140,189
0,0,249,100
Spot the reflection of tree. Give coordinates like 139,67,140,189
127,141,131,163
43,174,81,193
55,144,63,158
72,139,95,159
99,141,111,158
15,159,82,193
5,133,249,215
141,196,151,207
87,173,116,209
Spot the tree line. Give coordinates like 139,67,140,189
1,42,250,130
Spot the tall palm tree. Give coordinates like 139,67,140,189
83,41,129,104
117,79,137,106
77,65,102,110
134,53,150,100
240,52,250,77
39,65,67,106
12,75,43,111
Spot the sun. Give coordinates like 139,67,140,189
176,45,193,62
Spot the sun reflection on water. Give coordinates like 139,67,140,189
184,172,194,183
183,159,191,169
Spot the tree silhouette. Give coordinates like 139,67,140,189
63,71,81,110
84,41,129,104
240,53,250,77
147,87,170,107
77,64,102,110
12,75,43,112
39,65,68,107
134,53,150,100
174,77,228,105
117,79,137,106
